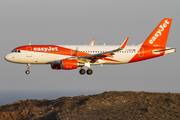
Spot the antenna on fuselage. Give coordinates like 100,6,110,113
29,43,31,45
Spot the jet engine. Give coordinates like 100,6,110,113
51,59,78,70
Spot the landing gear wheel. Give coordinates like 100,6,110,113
87,69,93,75
79,69,85,75
25,70,30,74
25,63,31,74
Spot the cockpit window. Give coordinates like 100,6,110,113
11,50,21,53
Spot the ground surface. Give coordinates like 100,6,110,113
0,91,180,120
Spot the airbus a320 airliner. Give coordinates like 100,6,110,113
5,18,176,75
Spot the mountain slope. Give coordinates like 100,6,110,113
0,91,180,120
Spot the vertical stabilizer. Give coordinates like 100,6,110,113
142,18,172,47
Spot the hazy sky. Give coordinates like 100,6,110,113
0,0,180,104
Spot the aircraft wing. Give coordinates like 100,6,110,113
77,37,129,63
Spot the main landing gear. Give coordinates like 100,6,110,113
79,67,93,75
25,63,30,74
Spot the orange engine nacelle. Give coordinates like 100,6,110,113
51,59,78,70
61,59,78,70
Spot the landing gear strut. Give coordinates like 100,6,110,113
25,63,30,74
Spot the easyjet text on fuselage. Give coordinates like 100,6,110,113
33,47,58,51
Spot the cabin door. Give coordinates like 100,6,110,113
139,47,144,57
26,47,32,57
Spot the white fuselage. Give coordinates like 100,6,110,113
5,45,175,65
5,45,141,65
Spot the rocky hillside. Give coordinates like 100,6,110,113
0,91,180,120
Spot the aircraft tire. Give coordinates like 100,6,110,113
79,69,85,75
87,69,93,75
25,70,30,74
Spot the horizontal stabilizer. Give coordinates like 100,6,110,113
153,48,176,55
153,48,176,52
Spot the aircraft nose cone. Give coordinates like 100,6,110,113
5,54,9,61
4,54,12,62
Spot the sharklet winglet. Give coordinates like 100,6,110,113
120,37,129,49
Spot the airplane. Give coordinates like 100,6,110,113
4,18,176,75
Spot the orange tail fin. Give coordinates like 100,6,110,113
142,18,172,47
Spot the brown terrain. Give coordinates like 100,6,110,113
0,91,180,120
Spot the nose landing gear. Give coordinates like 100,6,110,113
25,63,30,74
